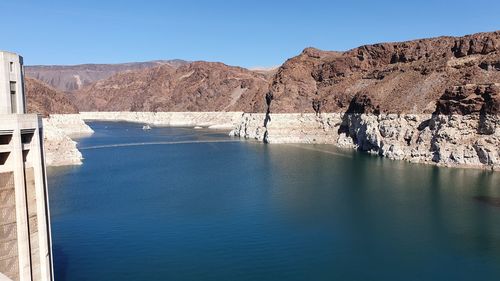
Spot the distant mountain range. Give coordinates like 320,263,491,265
25,77,78,116
73,61,270,112
25,60,189,92
25,30,499,116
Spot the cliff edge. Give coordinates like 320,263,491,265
25,78,94,166
234,31,500,170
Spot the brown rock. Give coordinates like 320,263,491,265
25,60,189,92
74,61,269,112
25,77,78,117
268,31,500,114
435,84,500,115
28,30,500,117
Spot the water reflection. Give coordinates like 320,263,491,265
48,122,500,281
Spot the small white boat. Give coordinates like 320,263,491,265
142,124,152,130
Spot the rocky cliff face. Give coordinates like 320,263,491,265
24,31,500,170
25,60,188,92
25,77,79,117
268,31,500,114
23,78,94,166
74,61,269,112
42,115,94,166
435,83,499,115
339,113,500,170
233,31,500,170
231,111,500,170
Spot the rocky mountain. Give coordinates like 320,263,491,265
267,31,500,115
25,30,500,170
25,31,499,116
25,60,189,92
74,61,269,112
232,31,500,170
25,77,78,117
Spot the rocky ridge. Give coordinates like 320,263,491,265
26,60,188,92
268,31,500,114
74,61,269,113
233,31,500,170
24,31,500,170
24,77,94,166
25,77,79,117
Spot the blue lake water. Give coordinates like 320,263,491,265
48,121,500,281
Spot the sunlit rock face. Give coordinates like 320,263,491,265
232,31,499,170
232,112,500,171
267,31,500,114
43,115,94,166
25,31,500,169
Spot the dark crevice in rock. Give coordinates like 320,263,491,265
435,84,499,115
417,119,431,131
312,98,326,115
345,94,381,115
263,92,274,143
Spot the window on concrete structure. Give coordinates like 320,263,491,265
10,81,16,113
9,62,13,72
0,134,12,145
0,152,9,165
21,132,34,144
22,150,30,163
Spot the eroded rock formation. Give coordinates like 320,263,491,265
25,60,188,92
234,31,500,170
42,115,94,166
24,78,94,166
268,31,500,114
74,62,269,113
25,77,79,117
24,31,500,169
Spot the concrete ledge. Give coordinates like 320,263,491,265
0,272,13,281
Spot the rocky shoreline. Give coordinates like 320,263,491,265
43,112,499,171
43,114,94,166
80,111,244,130
30,31,499,170
231,112,500,171
42,112,244,166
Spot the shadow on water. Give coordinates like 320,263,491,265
474,196,500,207
53,245,68,281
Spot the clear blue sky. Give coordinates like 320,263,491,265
1,0,499,67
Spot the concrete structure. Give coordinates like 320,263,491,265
0,51,54,281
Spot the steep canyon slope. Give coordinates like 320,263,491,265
74,61,270,112
234,31,500,170
24,78,93,166
26,60,188,92
267,31,499,115
23,31,500,169
25,77,79,116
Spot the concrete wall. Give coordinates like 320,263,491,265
0,114,53,281
0,52,25,115
0,172,18,281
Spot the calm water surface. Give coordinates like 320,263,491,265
48,121,500,281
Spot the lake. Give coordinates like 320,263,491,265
48,121,500,281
